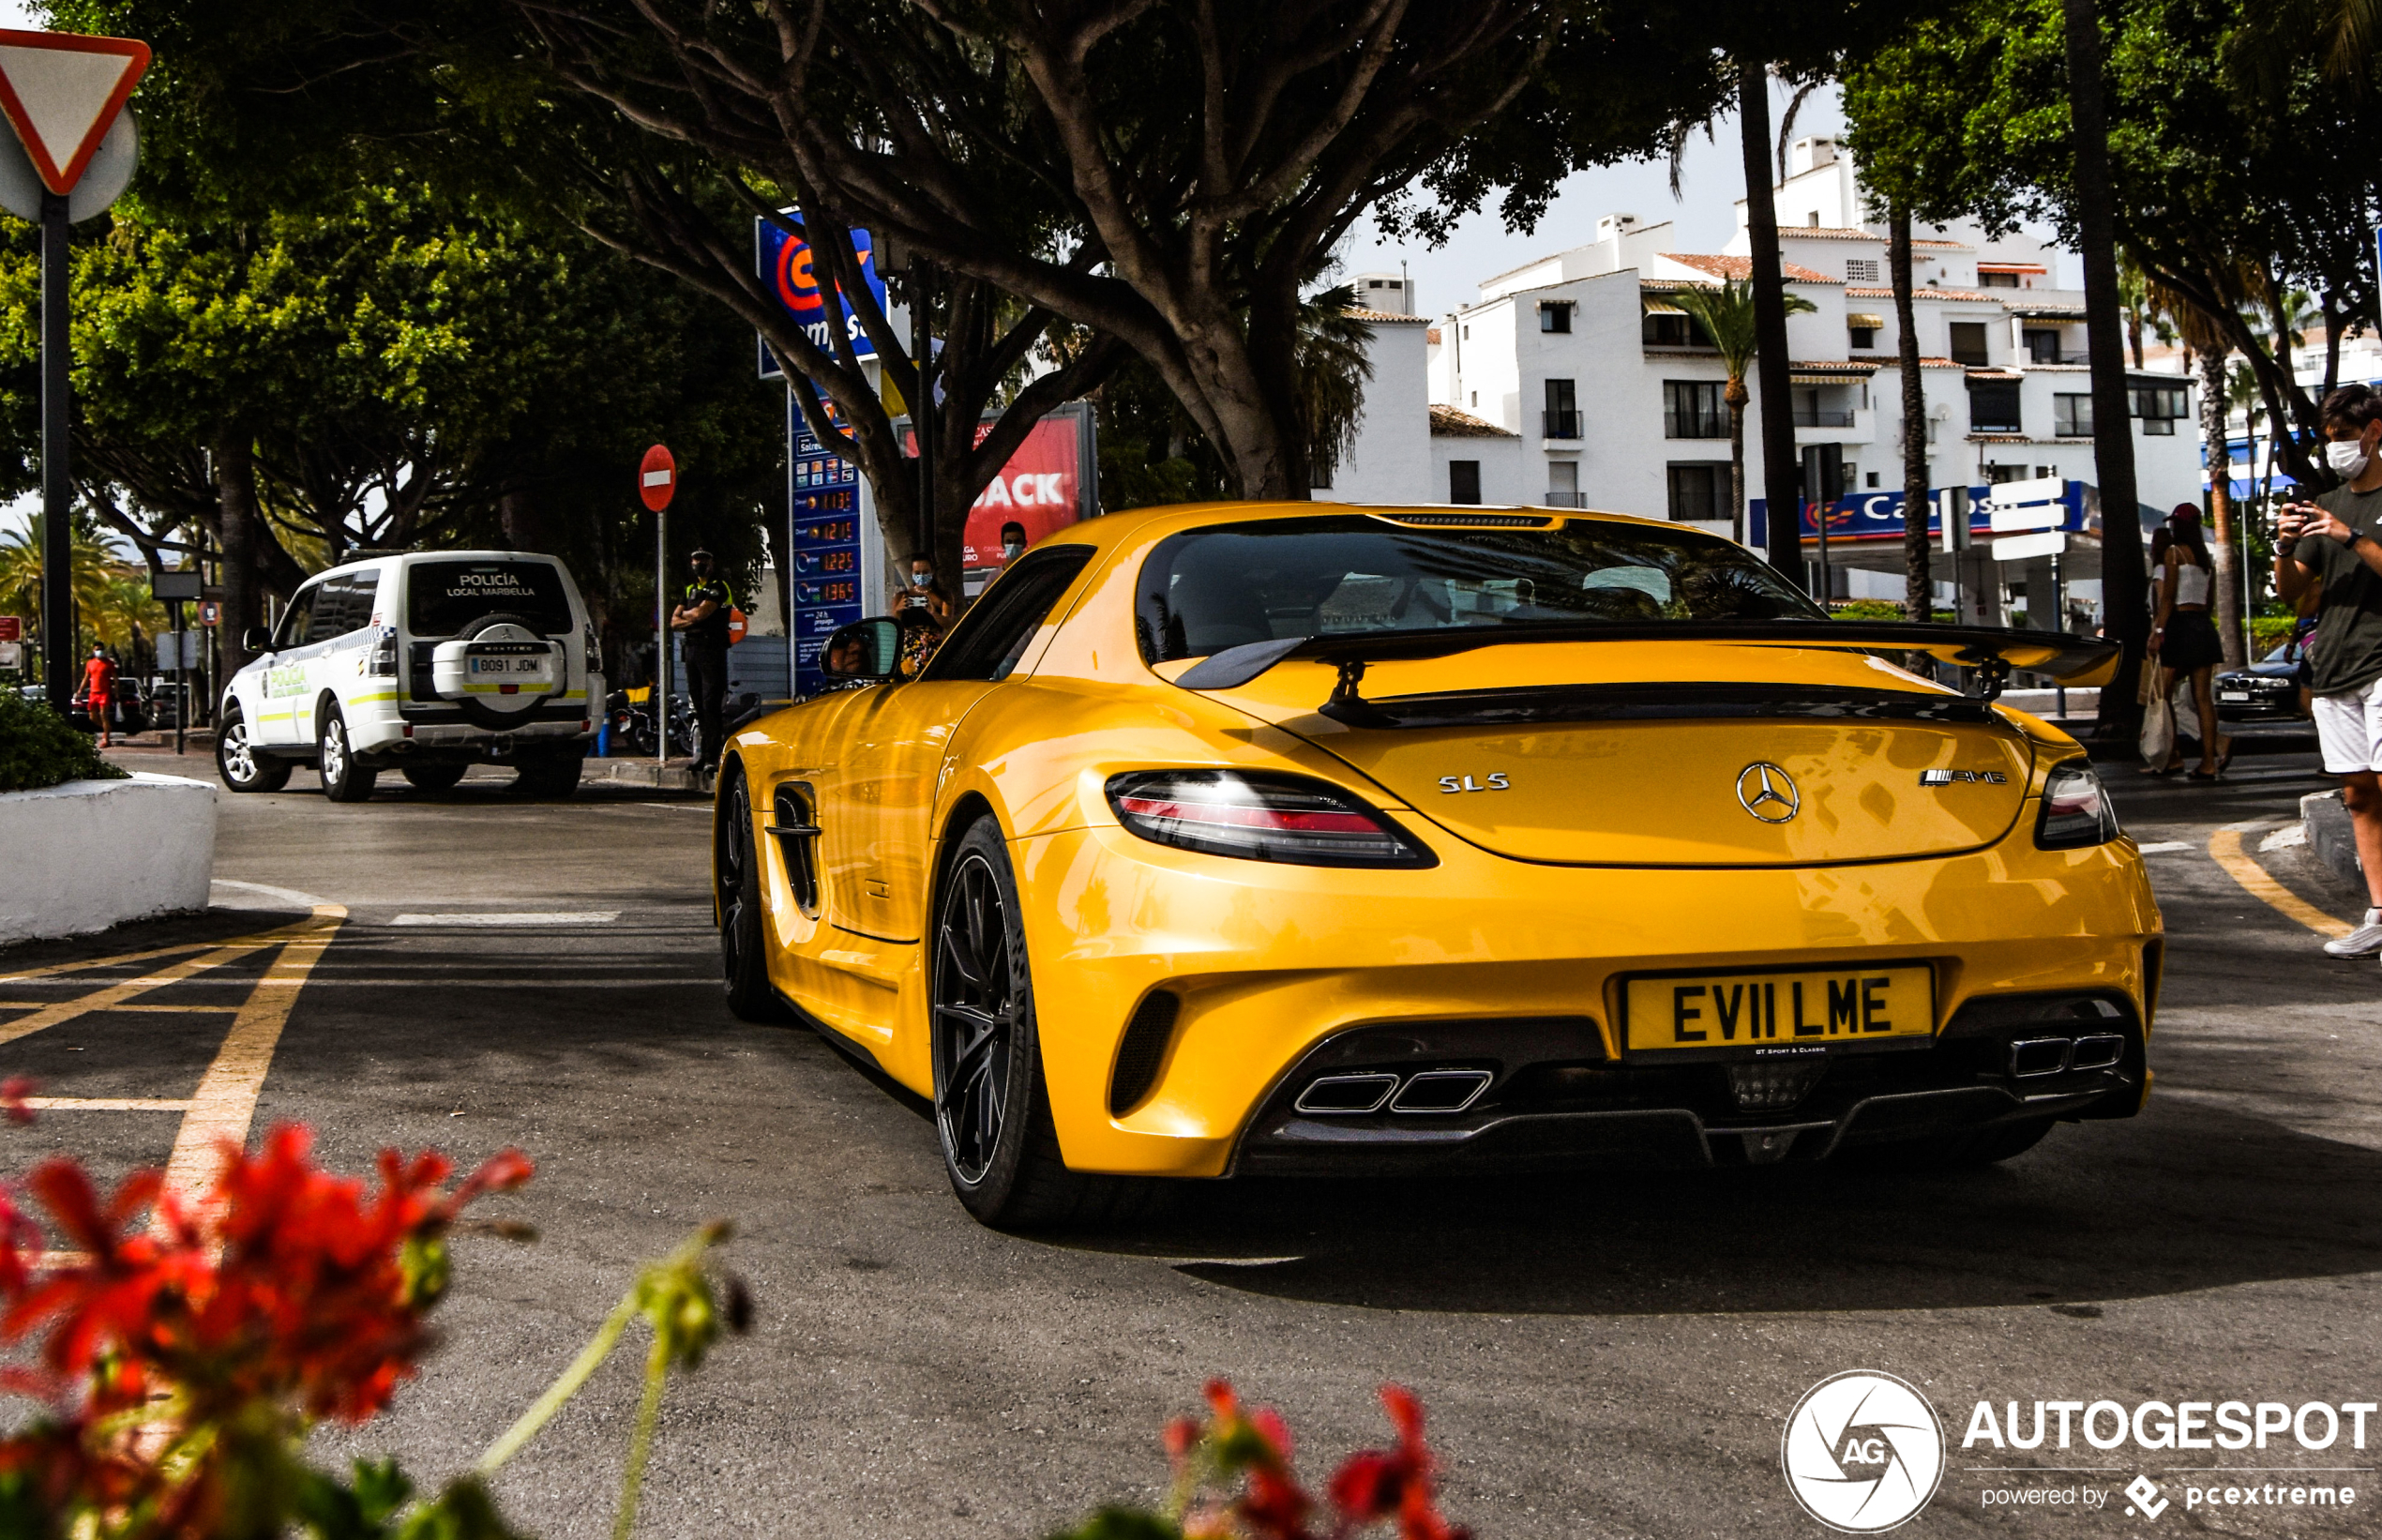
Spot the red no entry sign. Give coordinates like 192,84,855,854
639,445,676,511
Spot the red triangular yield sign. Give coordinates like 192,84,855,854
0,29,147,196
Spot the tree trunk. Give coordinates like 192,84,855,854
1738,60,1803,585
1892,205,1932,624
1726,388,1748,547
498,485,547,552
2063,0,2148,733
2201,344,2243,667
217,431,265,679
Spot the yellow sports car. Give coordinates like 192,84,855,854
714,503,2158,1225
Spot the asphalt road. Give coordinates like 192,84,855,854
8,740,2381,1539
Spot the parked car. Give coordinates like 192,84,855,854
217,551,602,801
2215,638,2309,721
714,502,2152,1227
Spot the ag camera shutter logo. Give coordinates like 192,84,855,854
1782,1371,1946,1532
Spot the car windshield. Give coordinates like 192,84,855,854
405,560,574,638
1135,514,1824,663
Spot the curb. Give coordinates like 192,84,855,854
582,758,707,795
2301,790,2364,891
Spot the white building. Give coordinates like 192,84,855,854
1329,138,2204,625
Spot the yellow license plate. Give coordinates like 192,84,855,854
1622,964,1935,1057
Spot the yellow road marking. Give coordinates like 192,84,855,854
155,905,345,1215
0,914,331,983
23,1097,191,1111
2208,827,2352,939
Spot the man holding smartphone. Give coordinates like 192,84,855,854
2276,382,2382,957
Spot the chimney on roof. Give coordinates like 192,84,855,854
1595,213,1640,243
1789,136,1838,176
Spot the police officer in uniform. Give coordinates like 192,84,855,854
670,549,734,769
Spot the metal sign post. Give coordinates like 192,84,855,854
0,28,148,715
640,444,677,764
152,569,198,754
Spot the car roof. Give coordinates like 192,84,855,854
1047,500,1683,557
300,550,565,582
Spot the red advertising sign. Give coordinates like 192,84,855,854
0,615,18,642
961,405,1096,588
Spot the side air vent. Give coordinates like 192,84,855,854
1108,991,1183,1116
768,784,821,916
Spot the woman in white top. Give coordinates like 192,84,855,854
2150,504,2233,779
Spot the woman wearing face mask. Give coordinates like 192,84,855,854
894,556,956,628
2275,383,2382,959
2148,506,2232,779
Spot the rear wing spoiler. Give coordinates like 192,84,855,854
1175,622,2119,709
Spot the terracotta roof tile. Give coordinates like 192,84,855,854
1661,252,1840,285
1429,403,1519,438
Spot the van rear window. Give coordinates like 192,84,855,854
406,561,574,637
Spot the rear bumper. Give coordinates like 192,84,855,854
1011,822,2162,1178
1231,993,2146,1175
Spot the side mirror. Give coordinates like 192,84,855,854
242,627,274,654
820,617,901,683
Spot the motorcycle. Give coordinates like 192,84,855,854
603,689,696,760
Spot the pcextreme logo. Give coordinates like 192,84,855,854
1782,1371,1947,1532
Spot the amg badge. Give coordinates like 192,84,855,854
1920,769,2009,786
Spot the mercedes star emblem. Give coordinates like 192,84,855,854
1736,762,1801,823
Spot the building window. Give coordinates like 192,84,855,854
1847,313,1881,349
1949,322,1991,366
1967,380,2023,432
2025,328,2062,364
1449,460,1482,505
1980,271,2021,289
1664,380,1726,438
2053,393,2093,437
1540,302,1573,334
2132,384,2187,435
1546,460,1579,508
1666,463,1726,522
1845,259,1880,283
1866,471,1880,488
1544,378,1580,439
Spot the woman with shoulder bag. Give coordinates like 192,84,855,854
2150,505,2234,780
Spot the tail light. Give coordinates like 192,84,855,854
367,627,398,678
2037,760,2119,848
1104,771,1435,868
581,620,601,672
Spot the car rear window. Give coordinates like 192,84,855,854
405,561,574,638
1135,514,1823,662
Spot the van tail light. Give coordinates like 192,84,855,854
2037,760,2120,848
368,627,398,678
1105,771,1435,868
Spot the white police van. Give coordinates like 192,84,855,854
216,551,602,801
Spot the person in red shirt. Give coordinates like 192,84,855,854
79,645,118,747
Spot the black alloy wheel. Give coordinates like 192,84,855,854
717,764,786,1022
929,820,1155,1228
215,706,290,793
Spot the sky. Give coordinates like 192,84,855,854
1343,80,1851,319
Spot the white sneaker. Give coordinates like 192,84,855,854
2324,910,2382,958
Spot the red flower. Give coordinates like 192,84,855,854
1325,1385,1469,1540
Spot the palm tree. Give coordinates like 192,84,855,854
1670,279,1817,547
1295,283,1378,490
0,519,114,672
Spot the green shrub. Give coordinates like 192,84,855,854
0,687,128,793
2250,615,2297,657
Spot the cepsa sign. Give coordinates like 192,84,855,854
754,213,885,369
958,404,1099,590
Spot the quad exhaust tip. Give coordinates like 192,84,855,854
1295,1067,1493,1116
2010,1032,2125,1079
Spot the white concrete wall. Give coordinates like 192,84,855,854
1318,317,1431,505
1430,436,1527,506
0,773,216,945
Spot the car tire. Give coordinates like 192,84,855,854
215,705,290,793
317,706,378,803
931,818,1157,1230
716,763,790,1023
513,749,583,798
401,764,469,793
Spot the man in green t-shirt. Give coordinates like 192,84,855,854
2276,382,2382,957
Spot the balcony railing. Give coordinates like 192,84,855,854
1542,410,1583,439
1543,491,1583,508
1793,408,1857,428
